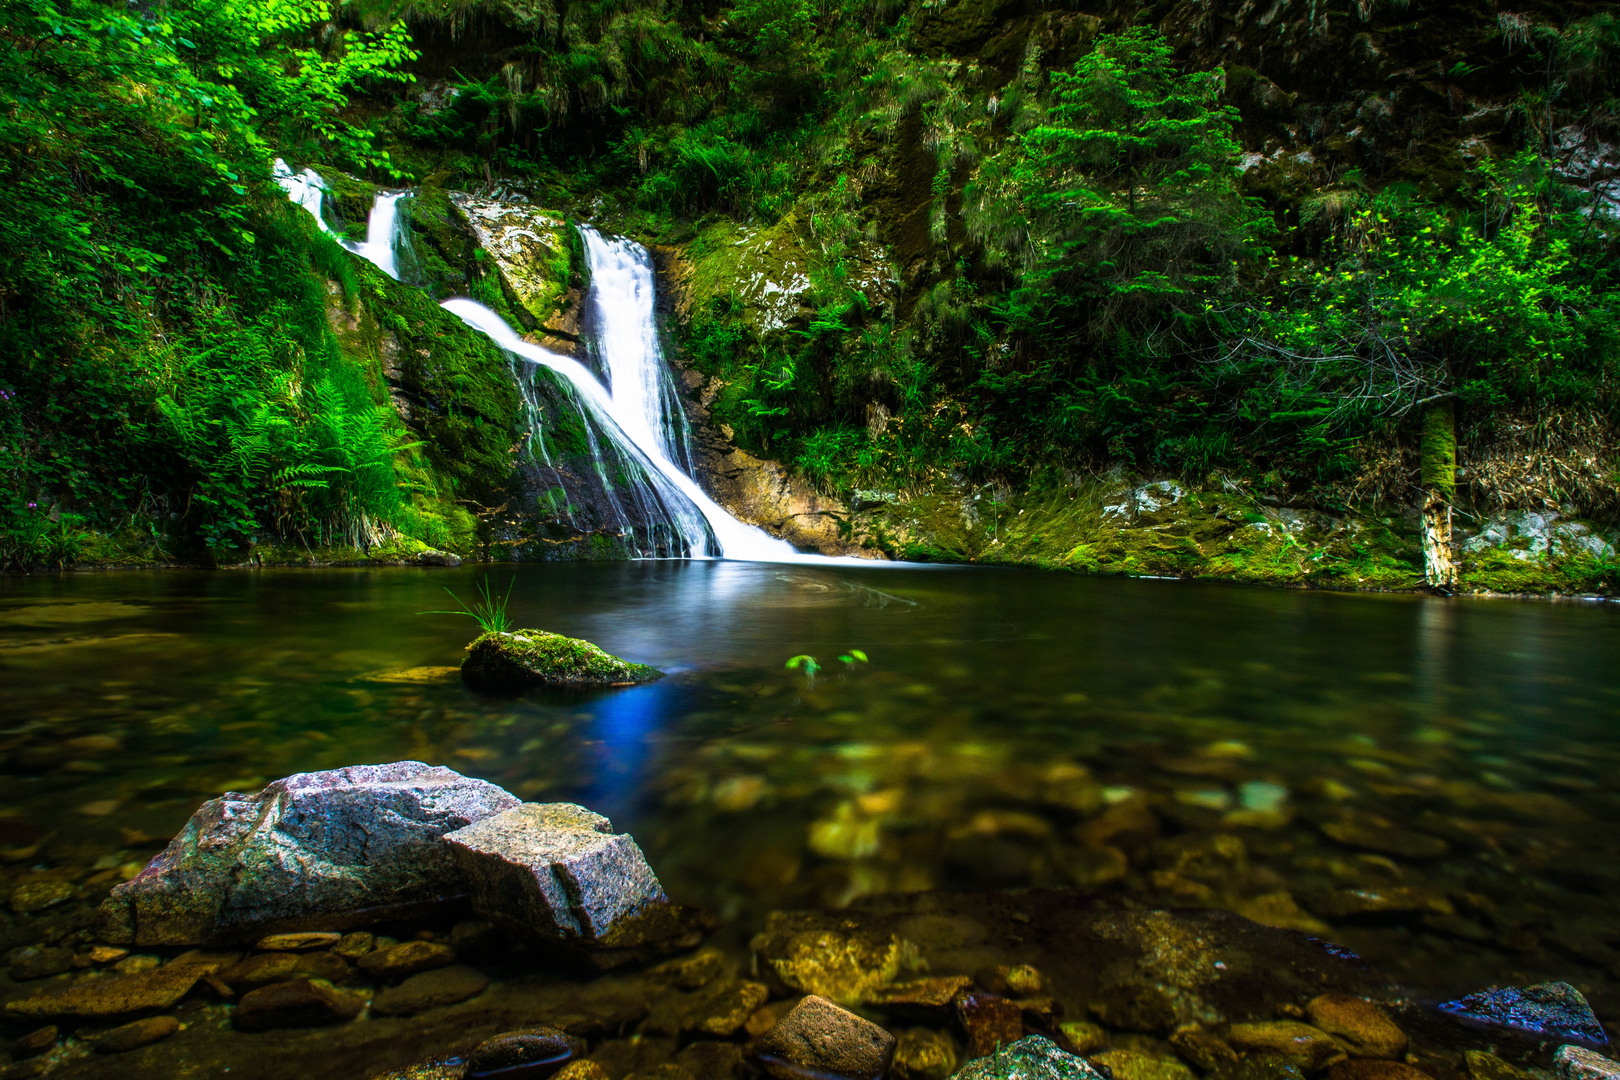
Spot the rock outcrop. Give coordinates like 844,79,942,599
445,803,667,942
461,630,664,690
98,762,521,946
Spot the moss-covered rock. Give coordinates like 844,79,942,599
461,630,664,688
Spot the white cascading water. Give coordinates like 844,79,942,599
273,159,409,281
275,163,845,563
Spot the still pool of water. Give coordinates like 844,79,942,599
3,564,1618,1011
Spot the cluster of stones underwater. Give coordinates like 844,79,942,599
1,763,1617,1080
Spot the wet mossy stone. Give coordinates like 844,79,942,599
462,630,663,689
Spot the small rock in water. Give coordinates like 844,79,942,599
10,879,75,915
954,1035,1109,1080
674,1042,747,1080
1465,1051,1533,1080
256,931,343,951
372,965,490,1016
366,1057,468,1080
1090,983,1177,1034
865,976,975,1022
1319,820,1448,860
11,1027,57,1058
87,946,129,965
445,803,666,943
218,950,349,989
1305,995,1407,1059
892,1028,958,1080
87,1015,180,1054
417,550,462,567
646,948,729,989
1168,1026,1238,1071
644,978,768,1037
1327,1064,1435,1080
98,761,521,946
4,964,204,1020
1092,1050,1196,1080
1226,1022,1347,1071
749,912,909,1006
1436,982,1610,1050
466,1027,584,1079
233,978,363,1031
333,931,375,959
358,940,456,979
1059,1021,1109,1055
1555,1046,1620,1080
112,954,161,975
9,946,74,980
1303,887,1453,919
957,991,1026,1058
461,630,662,689
752,995,896,1080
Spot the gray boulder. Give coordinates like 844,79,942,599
444,802,666,942
99,762,521,946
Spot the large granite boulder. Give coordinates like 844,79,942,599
444,803,666,942
98,762,521,946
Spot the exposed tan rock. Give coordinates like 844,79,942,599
1306,994,1407,1059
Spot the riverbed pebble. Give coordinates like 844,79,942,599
1305,995,1407,1058
372,965,490,1016
358,940,456,979
466,1027,584,1078
10,1027,56,1058
1226,1021,1347,1070
88,1015,180,1054
1555,1047,1620,1080
4,963,204,1020
751,995,896,1080
891,1028,958,1080
256,931,343,951
956,991,1026,1058
233,978,363,1031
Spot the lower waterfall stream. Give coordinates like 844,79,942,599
275,164,835,562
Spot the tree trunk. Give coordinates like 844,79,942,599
1419,400,1457,591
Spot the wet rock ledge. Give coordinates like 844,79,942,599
2,763,1618,1080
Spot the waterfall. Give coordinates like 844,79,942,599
274,163,840,562
272,158,411,281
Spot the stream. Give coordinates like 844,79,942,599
3,564,1618,1010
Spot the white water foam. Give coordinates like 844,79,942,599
275,162,880,563
273,158,408,281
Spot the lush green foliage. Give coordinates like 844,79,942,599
0,0,423,566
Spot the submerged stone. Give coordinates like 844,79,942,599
87,1015,180,1054
1435,982,1609,1050
954,1035,1109,1080
1225,1022,1346,1070
957,991,1026,1059
358,940,457,979
892,1028,958,1080
98,761,521,945
233,978,363,1031
467,1027,584,1079
3,963,203,1020
371,965,490,1015
461,630,663,689
1305,995,1406,1059
1555,1046,1620,1080
445,802,667,943
750,911,914,1005
751,994,897,1080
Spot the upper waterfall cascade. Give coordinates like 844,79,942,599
276,165,848,563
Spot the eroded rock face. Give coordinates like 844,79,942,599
98,762,522,946
446,802,667,943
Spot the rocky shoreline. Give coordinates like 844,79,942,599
1,763,1617,1080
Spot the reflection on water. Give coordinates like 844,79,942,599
2,564,1618,1006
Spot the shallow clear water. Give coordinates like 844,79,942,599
3,565,1618,1008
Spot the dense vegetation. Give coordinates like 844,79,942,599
2,0,1617,573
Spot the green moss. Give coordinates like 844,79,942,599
1420,401,1457,500
461,629,664,688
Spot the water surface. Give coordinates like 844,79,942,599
3,564,1618,1009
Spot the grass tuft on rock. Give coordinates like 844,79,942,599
461,630,663,689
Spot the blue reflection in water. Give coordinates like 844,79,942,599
580,680,679,824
